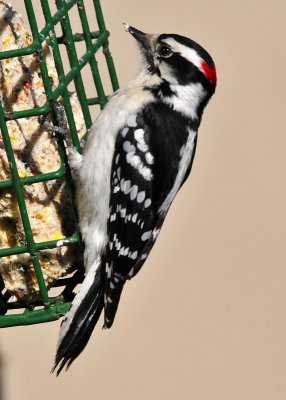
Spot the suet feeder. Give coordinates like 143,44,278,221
0,0,118,327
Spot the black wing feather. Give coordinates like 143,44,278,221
103,103,195,328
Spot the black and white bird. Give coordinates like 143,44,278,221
53,24,216,374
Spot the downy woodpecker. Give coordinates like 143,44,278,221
53,24,216,374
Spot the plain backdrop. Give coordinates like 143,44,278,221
1,1,286,399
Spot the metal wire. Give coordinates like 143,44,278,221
0,0,119,327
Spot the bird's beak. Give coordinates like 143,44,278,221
123,23,156,72
123,23,151,51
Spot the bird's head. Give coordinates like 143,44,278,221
124,24,216,90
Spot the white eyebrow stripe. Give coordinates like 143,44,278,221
162,38,205,73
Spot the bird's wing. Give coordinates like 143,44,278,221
103,103,197,327
105,119,158,278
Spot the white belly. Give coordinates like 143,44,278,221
75,73,158,271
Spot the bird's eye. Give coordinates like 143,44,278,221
157,44,172,57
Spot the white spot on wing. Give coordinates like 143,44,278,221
137,142,148,152
117,167,121,179
126,153,141,168
123,180,131,194
121,127,129,137
120,208,126,218
141,231,151,241
123,141,135,153
153,228,160,240
137,191,145,203
120,179,125,191
106,263,112,278
110,213,116,222
130,185,138,200
134,129,148,152
144,198,151,208
141,166,152,181
130,251,138,260
134,128,144,142
145,152,154,164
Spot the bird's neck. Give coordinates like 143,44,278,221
143,77,207,123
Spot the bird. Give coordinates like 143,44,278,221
52,24,217,374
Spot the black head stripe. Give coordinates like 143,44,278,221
161,53,200,85
158,33,215,67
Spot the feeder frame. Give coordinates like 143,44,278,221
0,0,119,327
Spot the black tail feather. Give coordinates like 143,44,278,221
52,267,104,375
104,280,124,329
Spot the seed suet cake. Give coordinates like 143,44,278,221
0,1,85,301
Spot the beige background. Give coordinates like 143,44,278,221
1,0,286,399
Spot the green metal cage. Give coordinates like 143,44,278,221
0,0,119,327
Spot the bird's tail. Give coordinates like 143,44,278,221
103,280,125,329
52,258,104,375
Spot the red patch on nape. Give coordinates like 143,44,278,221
201,61,217,84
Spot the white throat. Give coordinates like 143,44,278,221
160,82,206,119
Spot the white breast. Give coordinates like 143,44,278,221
76,72,160,271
